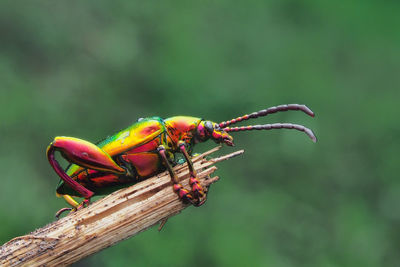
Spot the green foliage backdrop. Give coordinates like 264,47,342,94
1,1,399,266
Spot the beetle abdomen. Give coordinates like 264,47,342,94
122,152,162,177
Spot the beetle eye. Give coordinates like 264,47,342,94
204,121,214,134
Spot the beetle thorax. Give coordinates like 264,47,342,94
164,116,202,149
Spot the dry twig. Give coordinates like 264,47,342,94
0,147,244,267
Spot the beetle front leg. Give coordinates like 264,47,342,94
157,145,195,204
178,141,206,206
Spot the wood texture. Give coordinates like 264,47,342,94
0,147,244,267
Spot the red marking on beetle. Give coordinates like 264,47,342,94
122,153,160,177
130,140,158,153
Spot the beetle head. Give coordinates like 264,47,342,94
196,120,234,146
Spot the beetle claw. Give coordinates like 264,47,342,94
195,197,207,207
54,199,90,219
189,177,206,204
55,207,73,219
190,194,207,207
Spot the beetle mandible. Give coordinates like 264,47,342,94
47,104,317,217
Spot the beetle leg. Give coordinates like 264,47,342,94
55,208,73,219
157,145,194,204
60,193,80,208
55,194,90,219
117,155,136,177
178,141,206,206
55,194,79,218
47,137,126,174
47,137,127,210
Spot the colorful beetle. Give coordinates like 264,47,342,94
47,104,317,217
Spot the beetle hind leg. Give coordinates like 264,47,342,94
55,208,73,219
54,194,79,219
47,136,127,213
55,193,93,219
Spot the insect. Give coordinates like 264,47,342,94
47,104,317,217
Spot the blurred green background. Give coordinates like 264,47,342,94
1,1,399,266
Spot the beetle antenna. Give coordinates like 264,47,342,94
219,104,315,128
224,123,317,143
